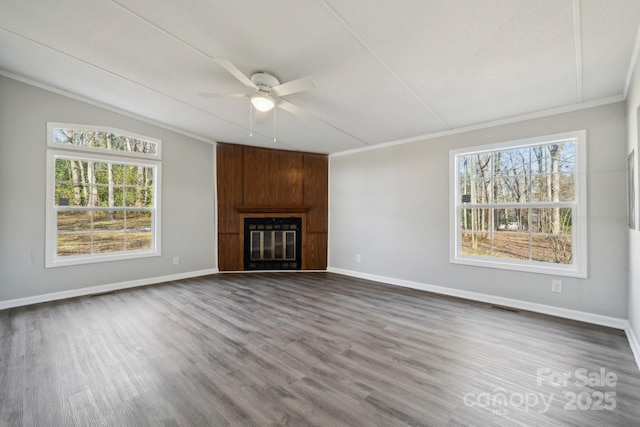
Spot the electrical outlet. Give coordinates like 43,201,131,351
551,279,562,293
173,257,180,265
356,254,361,263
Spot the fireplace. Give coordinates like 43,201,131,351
244,217,302,270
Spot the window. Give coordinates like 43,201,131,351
46,123,161,268
450,130,587,278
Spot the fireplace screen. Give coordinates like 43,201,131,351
244,217,302,270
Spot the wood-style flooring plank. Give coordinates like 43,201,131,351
1,272,639,426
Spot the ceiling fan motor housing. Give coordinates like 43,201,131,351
251,72,280,95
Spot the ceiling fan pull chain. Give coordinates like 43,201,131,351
273,107,277,142
249,101,253,137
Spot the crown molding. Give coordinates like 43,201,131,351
331,95,625,158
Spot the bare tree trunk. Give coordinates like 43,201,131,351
71,160,82,206
549,144,562,234
87,162,98,207
106,135,115,220
76,161,88,204
471,156,477,250
136,142,145,207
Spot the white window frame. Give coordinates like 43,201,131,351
449,130,587,278
45,123,162,268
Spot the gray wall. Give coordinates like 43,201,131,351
329,102,628,318
627,58,640,341
0,76,216,302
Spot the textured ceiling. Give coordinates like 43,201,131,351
1,0,639,154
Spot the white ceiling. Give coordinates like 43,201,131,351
1,0,640,154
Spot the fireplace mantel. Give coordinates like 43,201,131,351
235,205,311,213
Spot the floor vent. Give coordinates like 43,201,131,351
490,304,520,313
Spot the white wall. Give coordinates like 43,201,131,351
330,102,628,319
627,56,640,348
0,76,217,304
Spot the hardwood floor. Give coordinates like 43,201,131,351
1,272,639,426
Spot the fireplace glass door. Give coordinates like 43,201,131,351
244,217,302,270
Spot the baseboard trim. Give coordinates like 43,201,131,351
0,268,219,310
626,326,640,373
327,267,628,330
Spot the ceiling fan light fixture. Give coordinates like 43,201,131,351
251,95,275,112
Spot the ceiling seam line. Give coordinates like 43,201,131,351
109,0,217,66
315,0,451,130
623,17,640,98
573,0,583,103
108,0,369,146
0,26,254,133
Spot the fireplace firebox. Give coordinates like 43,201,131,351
244,217,302,270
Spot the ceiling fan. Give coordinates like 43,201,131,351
200,59,317,125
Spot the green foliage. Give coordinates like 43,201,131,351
53,128,157,155
55,159,153,207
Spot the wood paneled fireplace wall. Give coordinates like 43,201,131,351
216,143,328,271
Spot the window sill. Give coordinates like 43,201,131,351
450,255,587,278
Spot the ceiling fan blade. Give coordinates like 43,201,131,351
253,110,269,125
277,99,315,121
198,92,248,98
272,77,317,97
214,59,258,90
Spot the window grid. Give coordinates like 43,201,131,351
46,124,161,268
451,131,586,278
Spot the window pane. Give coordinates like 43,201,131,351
93,162,109,185
126,210,152,232
58,211,91,232
530,174,549,202
530,174,574,202
460,208,491,257
491,233,530,261
55,158,72,182
93,211,124,231
531,235,572,264
460,208,491,232
93,232,125,253
87,184,100,207
52,128,158,157
125,210,152,251
55,182,75,206
112,164,125,185
460,209,472,231
558,142,576,174
57,234,92,256
125,165,139,185
532,208,572,235
492,209,530,261
472,153,492,178
461,232,491,257
530,145,551,174
494,174,530,203
468,179,491,204
130,187,152,207
126,232,152,251
113,186,125,207
495,208,528,232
